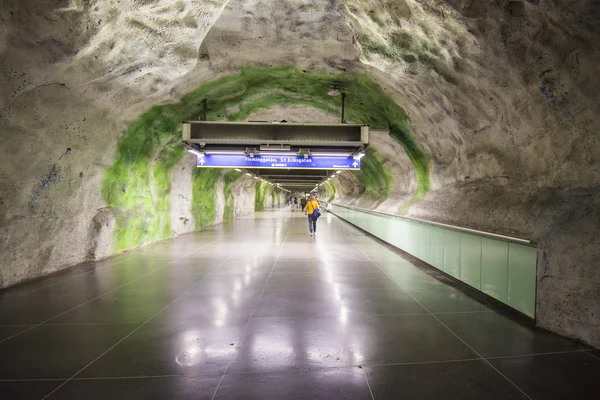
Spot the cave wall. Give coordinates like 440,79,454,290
0,0,598,348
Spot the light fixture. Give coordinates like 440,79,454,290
259,152,297,156
234,168,242,172
328,85,342,97
352,149,366,160
205,150,245,155
260,144,291,151
336,170,342,174
310,152,351,157
254,177,259,180
187,148,204,157
245,173,252,177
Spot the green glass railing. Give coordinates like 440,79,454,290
328,203,537,318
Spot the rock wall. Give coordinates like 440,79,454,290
0,0,598,347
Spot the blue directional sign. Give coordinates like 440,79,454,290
195,155,361,170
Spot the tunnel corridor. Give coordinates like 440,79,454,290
0,210,598,399
1,0,600,398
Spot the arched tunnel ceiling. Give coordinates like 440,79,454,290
0,0,599,347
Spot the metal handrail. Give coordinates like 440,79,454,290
328,202,534,246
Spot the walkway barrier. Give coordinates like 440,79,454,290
328,203,537,318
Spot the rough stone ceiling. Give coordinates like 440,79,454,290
1,0,599,347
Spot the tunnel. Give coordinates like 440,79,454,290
0,0,599,399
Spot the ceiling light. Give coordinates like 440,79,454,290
259,152,297,156
245,173,252,176
235,168,242,172
336,170,342,174
328,85,342,97
260,144,291,151
310,152,351,157
187,148,204,157
352,149,366,160
205,150,245,155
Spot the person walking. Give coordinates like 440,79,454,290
305,192,320,237
300,196,307,212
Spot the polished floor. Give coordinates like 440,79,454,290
0,210,598,399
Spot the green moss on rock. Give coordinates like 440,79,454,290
223,170,243,221
191,168,221,230
324,181,336,202
255,181,269,211
358,147,393,200
103,66,429,252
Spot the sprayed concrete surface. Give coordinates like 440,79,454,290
0,0,599,347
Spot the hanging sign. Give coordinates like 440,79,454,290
196,155,360,170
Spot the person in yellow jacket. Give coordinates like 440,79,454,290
305,192,320,237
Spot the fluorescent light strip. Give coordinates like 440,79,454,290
259,152,298,156
187,149,204,157
310,153,351,157
205,150,246,155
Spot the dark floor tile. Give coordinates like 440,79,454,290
187,272,270,295
0,260,122,298
0,326,30,341
339,286,427,315
32,268,153,296
489,352,600,400
154,261,222,275
228,315,476,373
79,321,245,378
0,380,65,400
48,375,222,400
392,271,457,292
278,248,369,262
365,360,528,399
50,293,174,324
437,312,589,357
273,260,380,273
211,260,276,275
115,254,185,265
152,289,260,325
112,272,206,297
0,324,139,379
0,295,95,325
374,261,422,276
252,289,340,318
409,287,497,313
265,271,392,292
214,368,371,400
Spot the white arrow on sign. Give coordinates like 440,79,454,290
198,158,206,165
352,161,358,168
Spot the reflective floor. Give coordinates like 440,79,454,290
0,210,598,399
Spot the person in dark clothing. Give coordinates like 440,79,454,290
300,196,307,211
